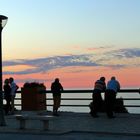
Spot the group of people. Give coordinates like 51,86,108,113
3,76,120,118
3,77,19,115
51,77,120,118
3,77,63,116
90,76,120,118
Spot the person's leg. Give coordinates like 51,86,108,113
109,93,116,117
55,96,61,115
105,90,115,118
89,94,94,116
92,93,99,117
5,99,8,115
57,95,61,108
7,98,11,114
105,90,113,118
53,96,57,114
52,96,60,116
98,93,103,112
11,96,15,114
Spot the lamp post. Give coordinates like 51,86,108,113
0,15,8,126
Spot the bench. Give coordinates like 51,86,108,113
15,115,54,130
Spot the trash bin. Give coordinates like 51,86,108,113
21,83,46,111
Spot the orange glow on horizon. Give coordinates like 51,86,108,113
3,66,140,89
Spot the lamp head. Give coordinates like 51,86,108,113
0,15,8,29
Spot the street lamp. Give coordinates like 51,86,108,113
0,15,8,126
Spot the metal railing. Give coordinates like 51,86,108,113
14,89,140,108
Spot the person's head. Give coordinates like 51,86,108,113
4,79,9,84
55,78,59,83
100,77,105,82
9,77,14,83
111,76,116,80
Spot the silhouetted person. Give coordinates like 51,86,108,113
3,79,11,115
9,77,19,114
51,78,63,116
105,76,120,118
90,77,106,117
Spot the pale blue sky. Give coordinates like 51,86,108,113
1,0,140,60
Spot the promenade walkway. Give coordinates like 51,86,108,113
0,111,140,136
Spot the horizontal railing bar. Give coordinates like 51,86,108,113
16,89,140,94
14,104,21,106
15,98,21,100
121,98,140,100
46,104,140,107
47,104,91,107
122,105,140,107
46,98,140,100
14,104,140,107
46,98,92,100
14,98,140,101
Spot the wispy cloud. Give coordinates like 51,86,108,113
106,48,140,58
3,54,99,75
3,48,140,75
96,48,140,66
86,46,113,51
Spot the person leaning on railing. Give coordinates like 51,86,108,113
90,77,106,118
105,76,120,118
9,77,19,115
51,78,63,116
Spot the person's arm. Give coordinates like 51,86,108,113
60,84,63,91
51,83,53,91
16,84,19,91
103,83,106,91
11,83,18,95
117,81,120,91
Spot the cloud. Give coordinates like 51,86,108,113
87,46,112,51
3,60,24,66
106,48,140,58
3,48,140,75
96,48,140,65
3,54,99,75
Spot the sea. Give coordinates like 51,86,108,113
12,88,140,114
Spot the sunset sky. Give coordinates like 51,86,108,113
1,0,140,88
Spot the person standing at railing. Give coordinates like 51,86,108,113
105,76,120,118
90,77,106,118
3,79,11,115
9,77,19,115
51,78,63,116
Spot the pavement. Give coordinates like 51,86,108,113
0,111,140,139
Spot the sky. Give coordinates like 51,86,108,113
0,0,140,88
